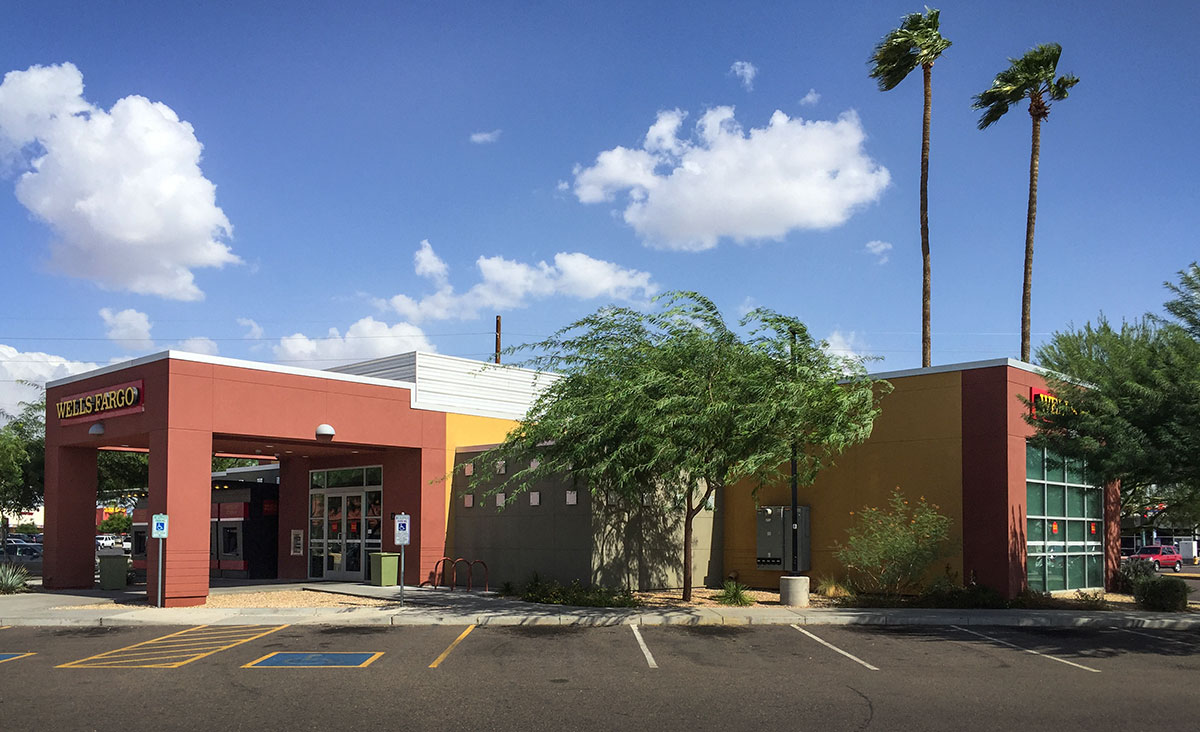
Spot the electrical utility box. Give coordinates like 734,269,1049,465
1179,540,1197,561
756,505,810,571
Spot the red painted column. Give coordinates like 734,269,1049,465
146,428,213,607
43,445,98,589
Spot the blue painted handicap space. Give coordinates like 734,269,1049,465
0,653,35,665
243,652,383,668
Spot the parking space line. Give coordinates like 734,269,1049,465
790,625,879,671
950,626,1101,673
1117,628,1197,647
243,652,384,669
629,624,658,669
0,652,35,665
58,624,289,669
429,625,475,669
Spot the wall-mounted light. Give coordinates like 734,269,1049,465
316,423,335,438
88,421,106,436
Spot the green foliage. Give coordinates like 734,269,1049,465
498,580,516,597
1132,576,1192,612
519,575,637,608
11,522,39,534
468,292,887,600
98,513,132,534
0,563,30,594
1032,266,1200,522
213,456,262,472
1007,589,1057,610
836,489,953,597
1114,559,1158,595
972,43,1079,129
815,576,853,598
869,8,951,91
713,580,754,607
1072,590,1108,610
0,388,44,517
917,568,1006,609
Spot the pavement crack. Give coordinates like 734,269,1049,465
847,685,875,730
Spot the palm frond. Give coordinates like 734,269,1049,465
868,8,951,92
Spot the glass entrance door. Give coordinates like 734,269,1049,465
324,494,363,581
308,466,383,582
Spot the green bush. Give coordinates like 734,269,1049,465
0,563,29,594
835,489,953,597
713,580,754,607
1114,559,1157,594
520,574,637,608
1133,576,1192,612
918,574,1006,609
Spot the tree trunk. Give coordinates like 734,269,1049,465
682,485,694,602
920,63,933,368
1022,98,1043,362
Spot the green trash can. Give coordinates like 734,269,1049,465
370,552,399,587
98,553,128,590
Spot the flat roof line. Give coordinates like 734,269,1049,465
45,350,418,393
866,357,1052,381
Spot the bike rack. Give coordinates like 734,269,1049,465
423,556,455,589
421,556,488,592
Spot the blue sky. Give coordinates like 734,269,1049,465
1,1,1196,414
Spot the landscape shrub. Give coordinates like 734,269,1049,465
814,576,853,598
1132,576,1192,612
918,574,1006,609
0,563,29,594
713,580,754,607
835,489,952,597
1114,559,1157,594
520,574,637,608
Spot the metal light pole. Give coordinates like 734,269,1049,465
789,328,799,576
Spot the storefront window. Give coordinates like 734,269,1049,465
1025,443,1103,593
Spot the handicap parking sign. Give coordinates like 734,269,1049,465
152,513,169,539
394,513,410,546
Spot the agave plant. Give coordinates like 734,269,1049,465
0,563,30,594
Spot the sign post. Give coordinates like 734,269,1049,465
151,514,169,608
394,513,410,606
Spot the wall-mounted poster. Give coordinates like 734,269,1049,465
290,529,304,556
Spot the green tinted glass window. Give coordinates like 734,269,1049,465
1046,485,1066,517
1046,556,1067,591
1086,555,1103,587
1067,556,1086,589
1027,483,1045,516
1027,519,1045,542
365,466,382,486
1067,487,1086,518
1026,443,1044,480
1066,458,1085,484
1045,451,1066,483
1027,555,1046,592
1085,489,1103,519
1067,521,1084,542
327,468,364,488
310,471,325,490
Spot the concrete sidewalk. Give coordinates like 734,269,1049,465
2,581,1198,630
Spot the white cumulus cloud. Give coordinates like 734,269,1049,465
0,344,98,419
865,240,893,264
729,61,758,91
274,317,435,368
799,89,821,106
384,241,658,324
571,107,890,251
237,317,264,341
469,129,502,144
177,336,219,356
99,308,153,351
0,63,238,301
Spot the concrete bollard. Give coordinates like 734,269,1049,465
780,575,810,607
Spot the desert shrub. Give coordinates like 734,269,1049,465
714,580,754,607
815,576,853,598
918,572,1006,609
1008,589,1056,609
0,563,29,594
1132,576,1192,612
1072,590,1108,610
520,574,637,608
835,489,952,597
1114,559,1157,594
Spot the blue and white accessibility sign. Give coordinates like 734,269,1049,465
151,513,169,539
393,513,410,546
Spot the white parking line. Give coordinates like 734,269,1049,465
1118,628,1197,647
629,624,658,669
950,626,1101,673
790,625,879,671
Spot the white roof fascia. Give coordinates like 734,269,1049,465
866,357,1053,382
46,350,417,393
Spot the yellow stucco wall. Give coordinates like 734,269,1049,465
442,412,520,529
723,371,965,589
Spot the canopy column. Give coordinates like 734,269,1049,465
146,428,213,607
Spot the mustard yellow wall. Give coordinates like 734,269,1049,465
442,412,520,529
724,371,965,588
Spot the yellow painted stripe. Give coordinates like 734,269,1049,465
0,626,11,630
429,625,475,669
0,652,34,665
58,625,289,669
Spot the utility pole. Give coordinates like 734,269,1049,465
494,315,502,364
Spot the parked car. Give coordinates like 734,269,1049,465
1128,545,1183,572
95,534,119,549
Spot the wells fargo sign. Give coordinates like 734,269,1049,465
56,380,144,423
1030,387,1074,421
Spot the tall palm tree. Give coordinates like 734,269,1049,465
973,43,1079,362
869,8,951,369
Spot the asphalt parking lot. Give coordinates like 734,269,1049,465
1,623,1197,731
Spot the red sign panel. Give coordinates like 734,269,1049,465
56,379,145,425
